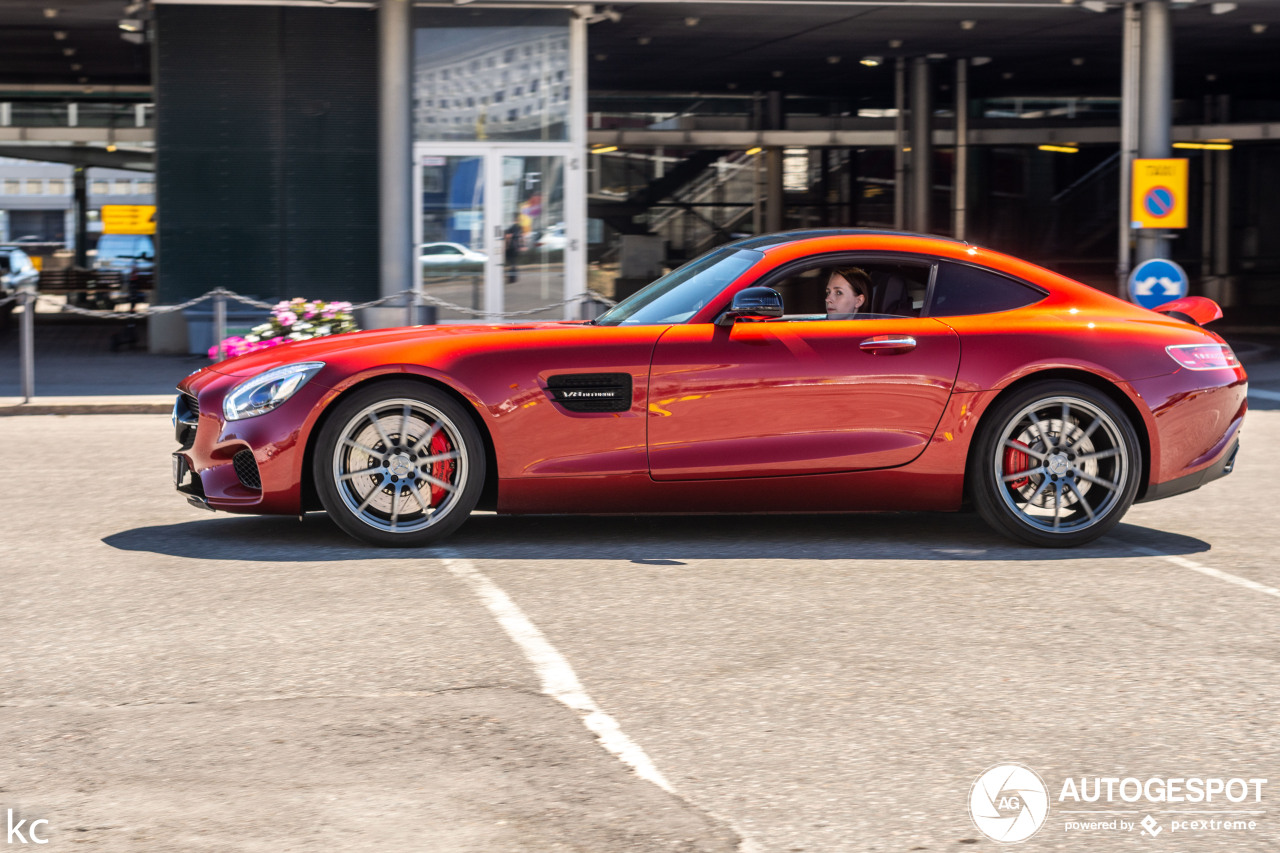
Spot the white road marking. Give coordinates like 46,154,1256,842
1131,546,1280,601
1249,389,1280,402
440,555,674,792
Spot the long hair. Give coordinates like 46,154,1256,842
830,267,871,302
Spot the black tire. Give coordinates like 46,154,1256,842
970,380,1141,547
313,381,485,547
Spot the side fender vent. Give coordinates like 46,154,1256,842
547,373,632,413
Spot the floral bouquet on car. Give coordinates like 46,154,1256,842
209,298,359,359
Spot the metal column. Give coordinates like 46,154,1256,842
73,165,88,268
1135,0,1173,265
910,57,932,234
893,58,906,231
765,91,785,232
1118,1,1141,290
378,0,414,311
953,58,968,241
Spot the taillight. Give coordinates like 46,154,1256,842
1165,343,1239,370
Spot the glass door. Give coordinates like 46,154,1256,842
417,152,487,322
417,146,582,322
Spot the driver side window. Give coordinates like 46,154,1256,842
767,260,931,319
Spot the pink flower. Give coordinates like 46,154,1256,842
277,311,298,327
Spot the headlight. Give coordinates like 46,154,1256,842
223,362,325,421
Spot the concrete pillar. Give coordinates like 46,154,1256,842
1118,1,1140,291
910,57,932,234
953,58,968,241
1135,0,1172,265
893,58,906,231
378,0,414,300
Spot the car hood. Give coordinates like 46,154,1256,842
203,322,580,379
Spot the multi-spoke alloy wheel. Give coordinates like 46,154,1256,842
314,382,484,547
972,381,1141,547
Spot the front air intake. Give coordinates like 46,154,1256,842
233,449,262,490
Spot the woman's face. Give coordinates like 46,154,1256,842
825,274,866,315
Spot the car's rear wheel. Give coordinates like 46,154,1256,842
314,382,484,547
971,380,1140,547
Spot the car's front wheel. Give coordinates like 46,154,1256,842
314,381,485,547
971,380,1141,547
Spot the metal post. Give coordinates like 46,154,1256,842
1213,148,1230,278
1118,1,1140,292
1136,0,1173,266
213,290,227,362
954,58,969,240
73,166,89,268
20,283,35,403
910,57,932,234
893,58,906,231
765,91,785,232
378,0,414,308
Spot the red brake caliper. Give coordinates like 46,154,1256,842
427,428,455,506
1003,439,1032,489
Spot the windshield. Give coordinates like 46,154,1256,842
594,247,764,326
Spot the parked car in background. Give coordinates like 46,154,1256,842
535,222,567,251
0,244,40,327
92,234,155,284
420,242,486,272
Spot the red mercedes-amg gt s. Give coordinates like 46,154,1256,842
172,230,1246,548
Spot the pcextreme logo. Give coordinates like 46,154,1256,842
967,764,1268,843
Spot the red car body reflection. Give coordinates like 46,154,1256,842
173,230,1246,548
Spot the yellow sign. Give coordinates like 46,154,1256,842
1131,158,1188,229
101,204,157,235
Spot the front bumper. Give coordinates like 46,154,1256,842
171,370,332,515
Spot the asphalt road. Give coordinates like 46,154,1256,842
2,397,1278,851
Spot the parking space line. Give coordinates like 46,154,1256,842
1249,389,1280,402
439,555,674,793
1131,546,1280,601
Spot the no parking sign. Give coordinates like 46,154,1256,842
1131,159,1188,229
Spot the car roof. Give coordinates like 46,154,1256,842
724,228,970,252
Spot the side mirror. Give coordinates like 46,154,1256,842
716,286,783,325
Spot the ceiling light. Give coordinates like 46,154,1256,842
746,147,762,156
771,69,784,78
118,18,143,32
590,145,618,153
70,63,81,70
637,36,651,45
684,16,699,27
1081,0,1108,11
971,57,992,66
888,39,903,49
860,56,882,67
1173,141,1233,150
1072,57,1085,66
43,7,58,18
1251,23,1267,34
1002,71,1015,80
53,30,67,40
1039,144,1080,153
1206,73,1217,81
122,1,147,13
927,53,948,60
827,55,841,64
62,47,75,56
78,77,88,84
960,20,977,30
1061,0,1076,4
726,82,738,90
593,53,607,61
106,143,117,152
1210,2,1237,12
121,31,144,44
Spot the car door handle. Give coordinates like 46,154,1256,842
859,335,917,354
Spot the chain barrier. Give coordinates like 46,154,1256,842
28,286,617,321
